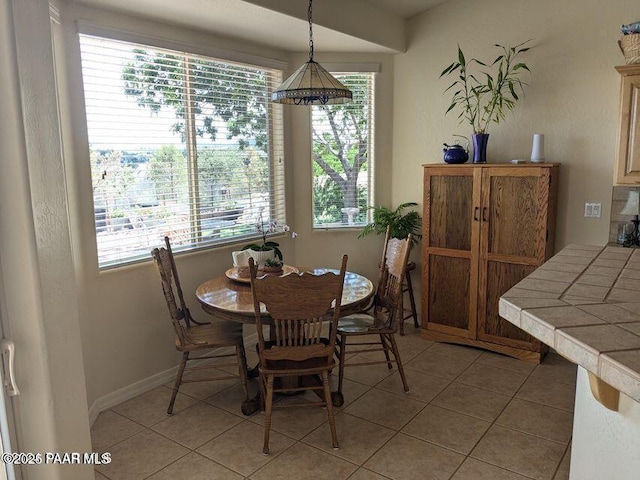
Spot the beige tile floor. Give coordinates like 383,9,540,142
91,327,575,480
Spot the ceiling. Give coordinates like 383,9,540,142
67,0,447,53
364,0,446,18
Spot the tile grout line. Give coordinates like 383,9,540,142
549,441,572,480
445,350,560,479
445,352,535,478
94,335,575,480
316,334,436,468
480,355,571,475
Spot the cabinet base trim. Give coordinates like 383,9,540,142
421,329,545,364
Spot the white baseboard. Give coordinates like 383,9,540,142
88,331,258,425
88,364,177,425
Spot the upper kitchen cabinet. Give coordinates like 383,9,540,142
614,64,640,185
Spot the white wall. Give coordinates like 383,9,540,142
393,0,640,248
0,0,92,478
571,367,640,479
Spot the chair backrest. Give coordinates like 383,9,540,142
373,227,413,329
151,236,193,345
249,255,348,364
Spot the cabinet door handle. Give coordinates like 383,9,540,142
482,207,488,222
473,206,479,221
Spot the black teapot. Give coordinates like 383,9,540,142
443,137,469,164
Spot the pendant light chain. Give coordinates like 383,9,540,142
308,0,314,61
270,0,352,104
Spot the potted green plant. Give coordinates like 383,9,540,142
440,40,532,163
241,210,296,265
358,202,422,244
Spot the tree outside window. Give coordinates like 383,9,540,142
79,34,284,268
311,73,374,228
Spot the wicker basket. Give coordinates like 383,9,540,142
619,34,640,64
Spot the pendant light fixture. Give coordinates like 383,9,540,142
271,0,352,105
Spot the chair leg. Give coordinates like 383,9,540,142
380,333,393,369
388,334,409,392
258,371,266,412
337,334,347,395
322,370,339,450
236,343,250,402
263,374,274,455
168,352,189,414
405,268,419,329
399,285,406,336
399,267,419,336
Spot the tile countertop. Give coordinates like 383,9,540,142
499,244,640,404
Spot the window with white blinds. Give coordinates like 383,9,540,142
79,34,285,268
311,72,375,229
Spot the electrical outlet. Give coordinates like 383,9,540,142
584,202,602,218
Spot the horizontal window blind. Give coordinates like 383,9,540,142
79,34,285,268
311,73,375,229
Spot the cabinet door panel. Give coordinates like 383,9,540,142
487,175,539,258
428,175,473,251
422,164,556,361
625,77,640,175
615,66,640,184
480,260,538,348
427,254,472,334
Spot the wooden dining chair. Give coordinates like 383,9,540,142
249,255,348,455
335,228,412,398
151,236,250,415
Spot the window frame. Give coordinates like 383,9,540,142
77,26,287,269
310,67,377,231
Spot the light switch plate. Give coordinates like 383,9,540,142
584,202,602,218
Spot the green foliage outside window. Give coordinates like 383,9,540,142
312,73,374,228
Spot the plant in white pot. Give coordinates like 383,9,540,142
241,210,296,265
440,40,532,163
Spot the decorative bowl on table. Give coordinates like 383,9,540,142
261,265,284,275
262,258,284,275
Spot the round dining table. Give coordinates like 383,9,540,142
195,267,375,322
195,267,375,414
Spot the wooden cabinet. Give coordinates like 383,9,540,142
421,164,559,363
614,64,640,185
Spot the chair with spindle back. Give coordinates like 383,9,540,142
335,228,412,398
151,236,250,414
249,255,348,455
